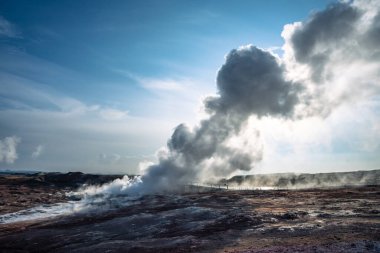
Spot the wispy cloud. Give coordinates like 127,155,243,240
31,144,44,159
117,71,190,92
98,153,121,165
137,78,186,91
0,16,21,38
0,71,131,121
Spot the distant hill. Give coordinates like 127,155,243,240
220,170,380,189
0,171,126,189
0,169,41,175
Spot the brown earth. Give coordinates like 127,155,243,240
0,175,68,215
0,179,379,252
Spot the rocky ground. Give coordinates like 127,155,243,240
0,177,379,252
0,172,123,215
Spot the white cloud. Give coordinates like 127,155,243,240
31,145,44,159
0,136,21,164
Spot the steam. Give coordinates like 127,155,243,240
2,0,380,225
223,170,380,190
76,175,142,197
283,0,380,117
127,46,297,193
82,0,380,196
0,136,20,164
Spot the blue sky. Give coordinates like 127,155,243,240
1,0,379,175
1,0,334,111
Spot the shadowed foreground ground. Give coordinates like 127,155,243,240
0,183,379,252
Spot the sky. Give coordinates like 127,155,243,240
0,0,379,175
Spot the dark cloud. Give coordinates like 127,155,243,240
292,3,360,61
206,46,299,118
362,12,380,59
290,3,360,82
288,1,380,82
284,1,380,118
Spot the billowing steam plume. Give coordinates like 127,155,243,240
128,46,299,194
83,0,380,196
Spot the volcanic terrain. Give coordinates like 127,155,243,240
0,171,379,252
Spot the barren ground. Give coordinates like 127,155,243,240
0,175,379,252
